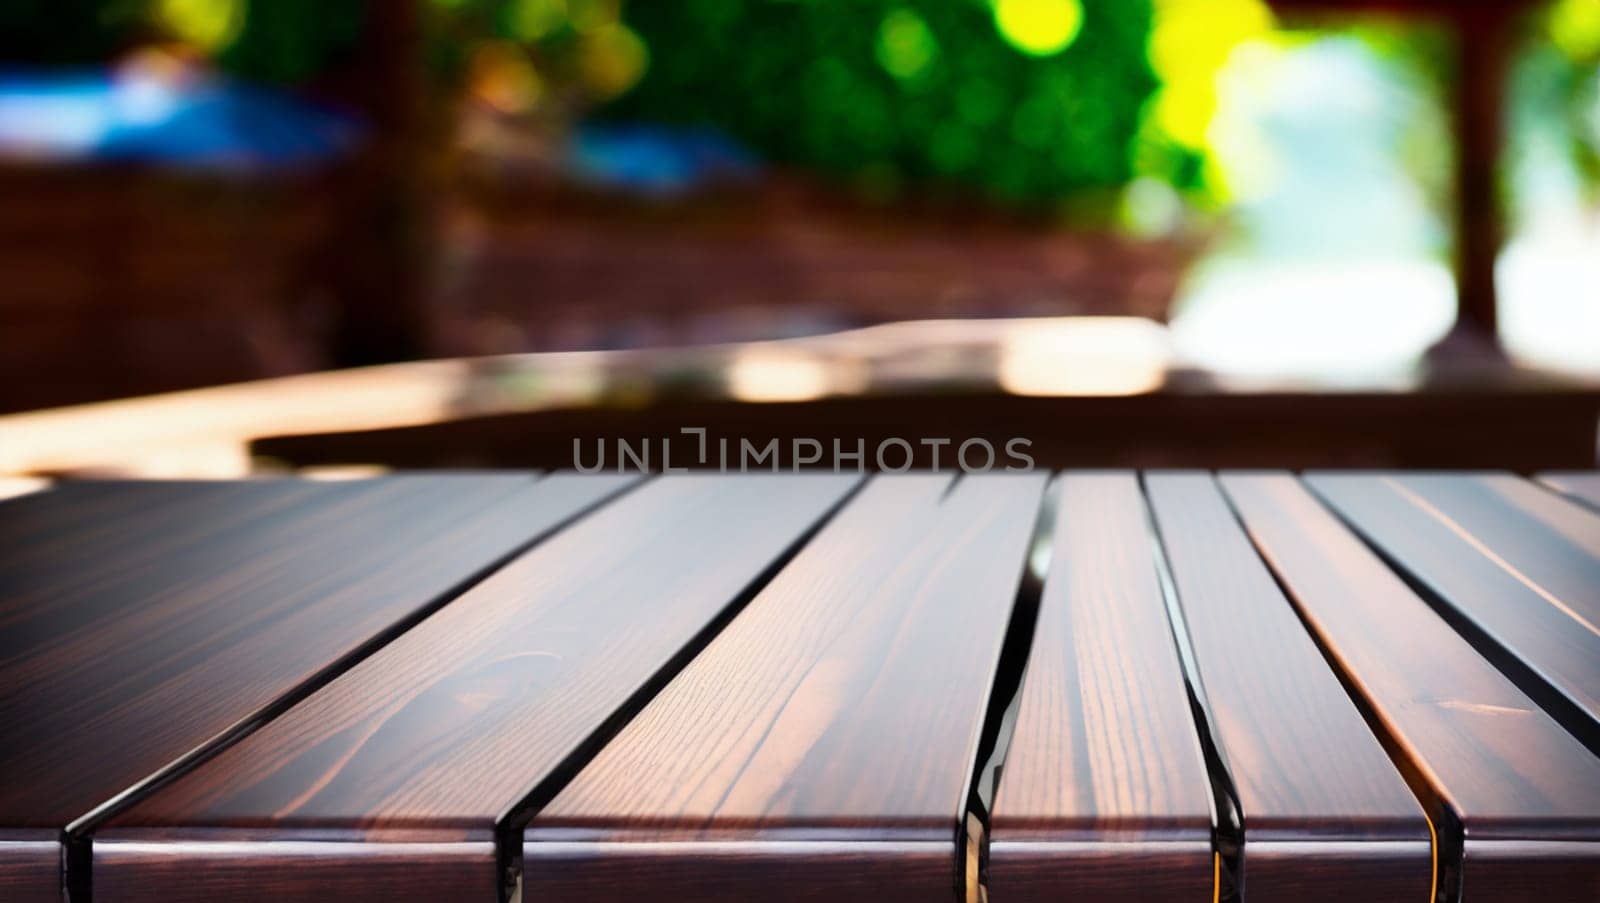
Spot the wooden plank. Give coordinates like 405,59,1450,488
1307,473,1600,750
1223,472,1600,902
0,474,630,900
1143,472,1431,901
1393,474,1600,625
1539,471,1600,513
988,472,1213,903
95,834,500,903
96,474,860,903
524,473,1048,903
0,837,58,903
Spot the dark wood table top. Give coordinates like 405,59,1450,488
1145,472,1432,901
988,473,1214,903
525,474,1045,902
1224,473,1600,901
1309,473,1600,754
0,474,630,900
0,476,611,820
96,474,857,902
1,470,1597,902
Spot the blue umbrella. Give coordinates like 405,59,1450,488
0,67,362,172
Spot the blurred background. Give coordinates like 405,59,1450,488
0,0,1597,479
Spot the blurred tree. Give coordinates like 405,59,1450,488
1138,0,1273,204
219,0,364,85
1543,0,1600,195
602,0,1158,210
156,0,246,55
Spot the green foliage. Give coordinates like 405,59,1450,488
423,0,525,90
219,0,363,85
605,0,1157,208
422,0,643,111
1544,0,1600,196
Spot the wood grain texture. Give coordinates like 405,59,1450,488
523,840,953,903
525,473,1048,903
1403,473,1600,626
1539,471,1600,513
988,472,1213,902
0,474,628,900
1307,472,1600,748
94,835,498,903
1143,472,1431,902
0,836,58,903
1460,842,1600,901
99,474,859,903
987,841,1213,903
1222,472,1600,902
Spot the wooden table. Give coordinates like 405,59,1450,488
1,471,1597,902
4,318,1597,480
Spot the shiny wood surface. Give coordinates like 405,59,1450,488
1397,473,1600,625
524,474,1047,902
1143,472,1432,901
94,834,501,903
988,473,1213,902
0,472,1595,900
0,838,58,903
0,474,629,899
97,474,858,902
1308,472,1600,752
1223,472,1600,902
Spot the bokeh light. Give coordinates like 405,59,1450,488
1550,0,1600,59
992,0,1085,58
877,8,939,81
1144,0,1274,200
508,0,569,42
578,22,648,100
998,318,1170,396
158,0,246,53
727,349,833,403
608,1,1155,206
471,40,544,113
2,0,1598,418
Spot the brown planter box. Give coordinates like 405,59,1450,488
0,164,336,412
433,174,1196,355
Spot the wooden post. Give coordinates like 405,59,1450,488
324,0,430,366
1448,7,1512,351
1266,0,1530,357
